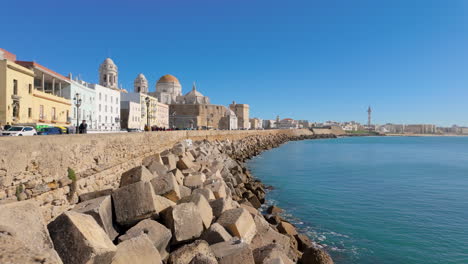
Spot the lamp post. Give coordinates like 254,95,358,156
145,96,150,131
73,93,82,133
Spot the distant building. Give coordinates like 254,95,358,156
298,120,311,129
120,101,141,130
134,73,148,94
404,124,436,134
229,101,250,129
122,92,169,130
151,74,182,105
63,77,97,130
278,118,299,129
249,118,262,130
221,108,238,130
92,83,121,131
262,119,276,129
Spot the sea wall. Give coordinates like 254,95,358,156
0,129,313,220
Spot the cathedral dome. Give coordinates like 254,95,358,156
135,73,147,81
157,74,180,84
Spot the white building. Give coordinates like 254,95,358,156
278,118,299,129
120,101,141,130
62,77,97,130
91,83,121,131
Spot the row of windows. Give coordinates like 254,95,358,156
98,115,119,123
98,93,119,104
98,104,119,113
12,79,33,95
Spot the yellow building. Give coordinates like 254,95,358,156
0,48,35,127
0,49,72,129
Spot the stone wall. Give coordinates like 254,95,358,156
0,129,312,220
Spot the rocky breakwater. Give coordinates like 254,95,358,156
0,133,335,264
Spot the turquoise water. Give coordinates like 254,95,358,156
246,136,468,264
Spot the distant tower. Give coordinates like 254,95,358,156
367,106,372,130
99,58,118,89
134,73,148,93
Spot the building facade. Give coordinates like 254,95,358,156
62,77,96,130
121,92,169,130
278,118,299,129
92,83,121,131
120,101,141,130
152,74,182,104
229,101,250,129
262,119,276,129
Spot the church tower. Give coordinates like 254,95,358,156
99,58,118,89
134,73,148,93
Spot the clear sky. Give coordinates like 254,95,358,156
1,0,467,126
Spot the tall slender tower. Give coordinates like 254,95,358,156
99,58,118,89
367,106,372,130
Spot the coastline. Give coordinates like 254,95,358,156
385,133,468,137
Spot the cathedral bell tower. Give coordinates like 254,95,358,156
99,58,118,89
134,73,148,93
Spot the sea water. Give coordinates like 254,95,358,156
246,136,468,264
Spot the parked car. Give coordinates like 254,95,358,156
1,126,37,136
127,128,142,132
37,127,62,135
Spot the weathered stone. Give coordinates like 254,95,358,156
277,221,298,236
168,240,216,264
112,234,162,264
151,173,181,202
216,208,257,244
72,195,118,241
78,189,113,202
265,214,282,226
210,239,255,264
48,211,116,264
180,185,192,198
162,154,177,171
177,156,195,170
147,161,169,177
172,145,185,156
295,234,313,252
263,258,285,264
252,244,294,264
0,201,62,264
300,246,334,264
250,226,290,255
163,202,204,244
189,253,219,264
209,197,233,218
240,203,260,217
154,195,176,214
0,234,61,264
120,166,154,187
267,205,283,215
184,174,206,190
173,169,185,185
112,181,159,226
178,193,213,229
205,180,228,199
118,219,171,260
201,223,233,245
193,188,216,201
142,153,163,168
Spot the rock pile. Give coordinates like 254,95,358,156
0,133,335,264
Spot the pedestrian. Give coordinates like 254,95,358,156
4,123,11,131
79,120,88,134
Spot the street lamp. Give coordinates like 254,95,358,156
145,97,150,131
73,93,82,133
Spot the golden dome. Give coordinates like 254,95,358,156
157,74,180,84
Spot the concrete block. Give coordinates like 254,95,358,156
178,193,213,229
0,201,62,264
252,244,294,264
277,221,298,236
209,197,233,218
118,219,171,260
173,169,185,185
151,173,181,202
179,185,192,198
112,181,159,226
193,188,216,201
79,189,113,202
210,239,255,264
142,153,163,168
112,234,162,264
164,203,204,244
204,180,228,199
154,195,176,214
0,234,62,264
177,156,195,170
120,166,154,187
48,211,116,264
189,253,218,264
168,240,216,264
201,223,233,245
162,154,177,171
72,195,119,241
300,246,334,264
147,160,169,177
184,174,206,190
216,208,257,244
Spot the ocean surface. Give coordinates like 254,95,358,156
246,136,468,264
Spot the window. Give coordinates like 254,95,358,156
13,80,18,95
99,104,101,111
99,93,102,100
39,105,44,119
66,110,69,120
99,115,101,123
52,107,56,120
28,84,32,94
110,106,112,113
28,108,32,118
105,116,108,123
105,105,107,112
24,127,33,131
105,94,107,102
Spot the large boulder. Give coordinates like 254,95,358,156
0,234,61,264
209,197,233,218
163,202,204,244
201,223,233,245
48,211,116,264
168,240,216,264
210,239,255,264
151,173,181,202
277,221,298,237
184,173,206,190
72,195,118,241
252,244,294,264
79,189,113,202
173,169,185,185
295,234,313,252
216,208,257,244
154,195,176,214
162,154,178,171
180,185,192,198
177,156,195,170
142,153,163,168
179,193,213,229
118,219,172,259
193,188,216,201
0,201,62,263
112,234,162,264
119,166,154,187
299,247,334,264
147,160,169,176
204,180,228,199
112,181,159,226
189,254,219,264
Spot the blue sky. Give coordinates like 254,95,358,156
1,0,467,126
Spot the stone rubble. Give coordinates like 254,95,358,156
0,133,335,264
